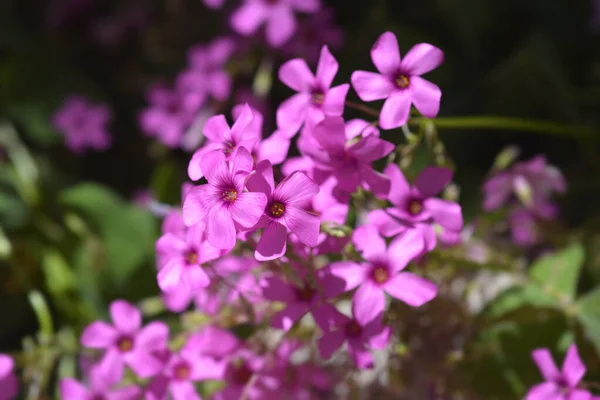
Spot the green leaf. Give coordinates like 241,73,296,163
482,284,557,319
529,243,584,303
576,287,600,355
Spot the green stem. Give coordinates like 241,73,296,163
409,116,596,139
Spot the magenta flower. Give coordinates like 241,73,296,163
214,349,268,400
277,45,349,135
368,164,463,252
0,354,17,400
246,160,320,260
52,95,112,154
351,32,444,130
80,300,169,382
527,345,593,400
230,0,321,47
183,147,267,249
59,367,140,400
326,226,435,323
188,105,258,181
303,116,394,198
316,304,391,369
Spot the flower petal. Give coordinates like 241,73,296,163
110,300,141,334
322,83,349,116
255,221,288,261
352,224,386,260
424,198,463,231
206,205,236,249
230,3,267,35
96,349,125,384
318,330,346,360
190,355,226,380
246,159,275,196
351,71,394,102
230,104,254,143
170,381,201,400
279,59,315,93
352,282,386,326
60,379,89,400
157,258,184,293
400,43,444,76
155,233,186,256
347,342,374,369
312,116,347,154
562,344,586,388
348,135,394,162
126,351,164,378
383,272,437,307
315,45,338,90
81,321,118,348
387,229,425,273
136,322,169,351
184,265,211,290
360,166,392,198
367,209,407,237
325,261,368,297
525,382,560,400
271,303,310,331
266,6,296,47
379,90,411,130
274,171,319,206
414,166,453,198
260,276,297,302
182,185,220,227
230,192,268,228
569,390,593,400
383,163,411,206
203,114,230,142
371,31,401,76
108,385,142,400
276,92,311,134
283,206,320,246
200,149,230,186
411,76,441,119
345,118,380,140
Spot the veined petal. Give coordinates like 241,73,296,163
274,171,319,205
230,192,268,228
230,104,254,143
283,206,320,246
182,185,220,227
206,205,236,249
203,114,230,142
255,221,288,261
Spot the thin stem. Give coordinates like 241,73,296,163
344,100,380,118
409,116,596,139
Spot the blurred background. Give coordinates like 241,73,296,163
1,0,600,398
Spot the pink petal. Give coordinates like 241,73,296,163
230,145,255,177
246,159,275,196
209,71,232,101
383,272,437,307
170,381,200,400
400,43,444,76
108,386,142,400
411,76,442,118
190,355,226,380
266,6,296,47
315,45,338,90
203,114,230,142
275,171,319,205
345,119,380,140
367,209,407,237
311,303,350,331
271,303,310,331
60,379,89,399
318,330,345,360
325,261,368,297
184,265,211,290
352,282,386,325
366,324,391,350
184,326,239,358
351,71,394,102
182,185,220,227
156,233,186,256
424,198,463,231
348,135,394,162
371,31,401,76
347,342,374,369
257,135,291,165
279,59,315,92
312,116,347,154
276,92,311,134
414,166,453,197
126,351,164,378
383,163,411,206
157,258,184,293
206,205,236,249
230,3,267,35
322,84,349,116
379,90,412,130
352,224,386,259
187,144,220,181
199,150,230,186
81,321,117,348
110,300,141,334
283,206,320,246
255,221,288,261
136,322,169,351
260,276,297,302
569,390,593,400
96,349,125,384
387,229,426,273
562,344,586,387
230,192,268,228
525,382,560,400
230,104,254,143
0,355,13,376
359,166,391,199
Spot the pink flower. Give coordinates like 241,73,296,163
214,349,268,399
527,345,593,400
80,300,169,382
351,32,444,130
183,147,267,249
326,226,436,323
316,304,391,369
52,95,112,154
230,0,321,47
277,45,349,135
368,164,463,252
59,367,140,400
303,116,394,198
246,160,320,260
188,105,258,181
0,354,18,400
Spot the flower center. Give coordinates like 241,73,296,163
345,320,363,338
117,336,134,353
371,266,390,284
312,92,325,105
223,140,235,156
269,202,285,218
408,199,423,215
395,74,410,89
222,189,238,202
295,284,315,302
174,362,191,381
231,360,253,385
185,250,198,265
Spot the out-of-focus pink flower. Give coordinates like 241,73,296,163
316,304,391,369
277,46,349,136
527,345,593,400
0,354,18,400
368,164,463,253
60,367,140,400
52,96,112,154
230,0,321,47
214,349,268,399
80,300,169,382
351,32,444,130
183,147,267,249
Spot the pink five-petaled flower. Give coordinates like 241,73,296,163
246,160,320,260
316,303,391,369
183,146,267,250
277,45,349,135
527,345,593,400
60,367,140,400
327,226,436,323
0,354,17,400
155,222,223,293
305,116,394,198
52,95,112,154
80,300,169,383
369,164,463,252
230,0,321,47
351,31,444,130
188,105,258,181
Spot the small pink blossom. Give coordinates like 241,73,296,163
0,354,18,400
59,367,140,400
351,32,444,129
